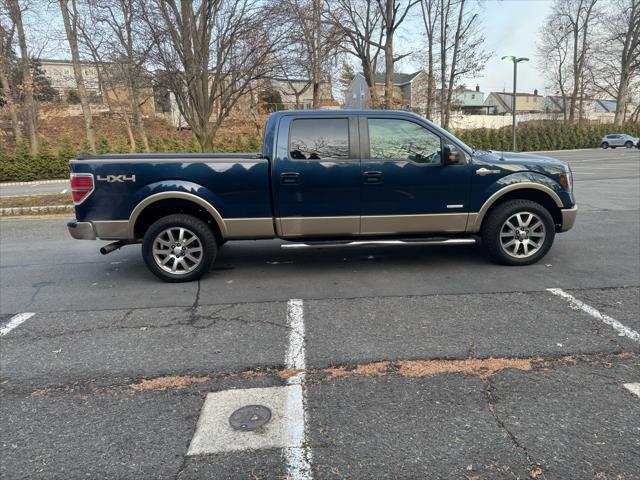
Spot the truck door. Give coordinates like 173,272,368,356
359,115,472,235
272,115,361,237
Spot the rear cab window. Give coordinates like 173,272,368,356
289,118,350,160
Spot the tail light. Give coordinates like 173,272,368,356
70,173,94,205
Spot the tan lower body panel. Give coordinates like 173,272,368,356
360,213,469,235
224,218,275,239
278,216,360,237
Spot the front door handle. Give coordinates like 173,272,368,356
476,168,501,176
280,172,300,185
363,171,383,184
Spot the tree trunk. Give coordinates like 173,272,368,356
59,0,96,153
383,0,395,109
362,58,378,108
121,109,136,152
614,61,631,126
439,0,448,126
130,82,150,151
0,61,22,142
8,0,38,153
312,0,322,108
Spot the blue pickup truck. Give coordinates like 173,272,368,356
68,110,577,282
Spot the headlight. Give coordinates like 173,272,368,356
559,168,573,192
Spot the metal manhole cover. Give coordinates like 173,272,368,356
229,405,272,431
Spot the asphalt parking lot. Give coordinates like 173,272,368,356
1,148,639,479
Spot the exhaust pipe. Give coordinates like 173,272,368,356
100,240,128,255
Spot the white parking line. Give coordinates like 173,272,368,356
623,383,640,398
547,288,640,342
0,312,35,336
283,299,313,480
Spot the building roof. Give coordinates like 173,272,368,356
372,71,422,85
597,99,617,112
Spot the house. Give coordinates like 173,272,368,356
40,58,155,115
484,90,543,114
268,78,336,109
543,95,599,114
344,71,424,110
39,58,101,99
447,85,486,113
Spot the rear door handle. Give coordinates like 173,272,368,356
363,171,383,184
280,172,300,185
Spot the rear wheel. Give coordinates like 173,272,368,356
142,214,217,282
601,142,609,149
481,200,555,266
625,141,633,148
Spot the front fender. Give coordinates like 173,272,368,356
468,172,574,232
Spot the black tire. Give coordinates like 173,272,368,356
142,214,217,282
601,142,609,149
481,199,555,266
625,141,633,148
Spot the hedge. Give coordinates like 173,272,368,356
1,123,638,182
454,122,640,152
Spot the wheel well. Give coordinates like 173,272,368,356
133,199,223,242
482,189,562,228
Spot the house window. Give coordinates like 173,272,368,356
63,68,70,75
471,94,475,99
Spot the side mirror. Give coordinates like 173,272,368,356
443,144,463,165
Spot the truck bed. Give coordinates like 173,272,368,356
69,153,272,223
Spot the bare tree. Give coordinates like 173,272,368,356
553,0,599,122
85,0,153,150
438,0,490,128
419,0,439,119
0,20,22,141
5,0,38,153
593,0,640,124
328,0,383,107
59,0,96,152
145,0,286,151
377,0,419,108
538,15,571,120
275,0,340,108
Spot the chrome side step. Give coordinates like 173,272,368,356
281,238,476,249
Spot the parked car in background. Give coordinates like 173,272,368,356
67,110,577,282
600,134,640,149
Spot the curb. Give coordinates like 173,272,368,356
0,179,68,187
0,205,74,217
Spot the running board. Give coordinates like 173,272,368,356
281,238,476,249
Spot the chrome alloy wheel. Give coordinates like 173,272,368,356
499,211,546,259
152,227,203,274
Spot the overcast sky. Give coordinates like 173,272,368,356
27,0,555,97
398,0,555,95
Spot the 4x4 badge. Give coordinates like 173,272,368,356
97,175,136,183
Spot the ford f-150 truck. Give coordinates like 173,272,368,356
68,110,577,282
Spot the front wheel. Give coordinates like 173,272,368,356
142,214,217,282
601,142,609,149
625,141,633,148
481,200,555,266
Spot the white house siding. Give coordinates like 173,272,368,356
344,73,369,109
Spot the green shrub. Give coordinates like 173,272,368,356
95,136,111,154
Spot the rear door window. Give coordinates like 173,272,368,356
289,118,350,160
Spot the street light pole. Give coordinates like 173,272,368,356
501,55,529,152
512,60,517,151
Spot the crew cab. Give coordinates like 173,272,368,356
68,110,577,282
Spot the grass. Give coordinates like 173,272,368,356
0,193,72,209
